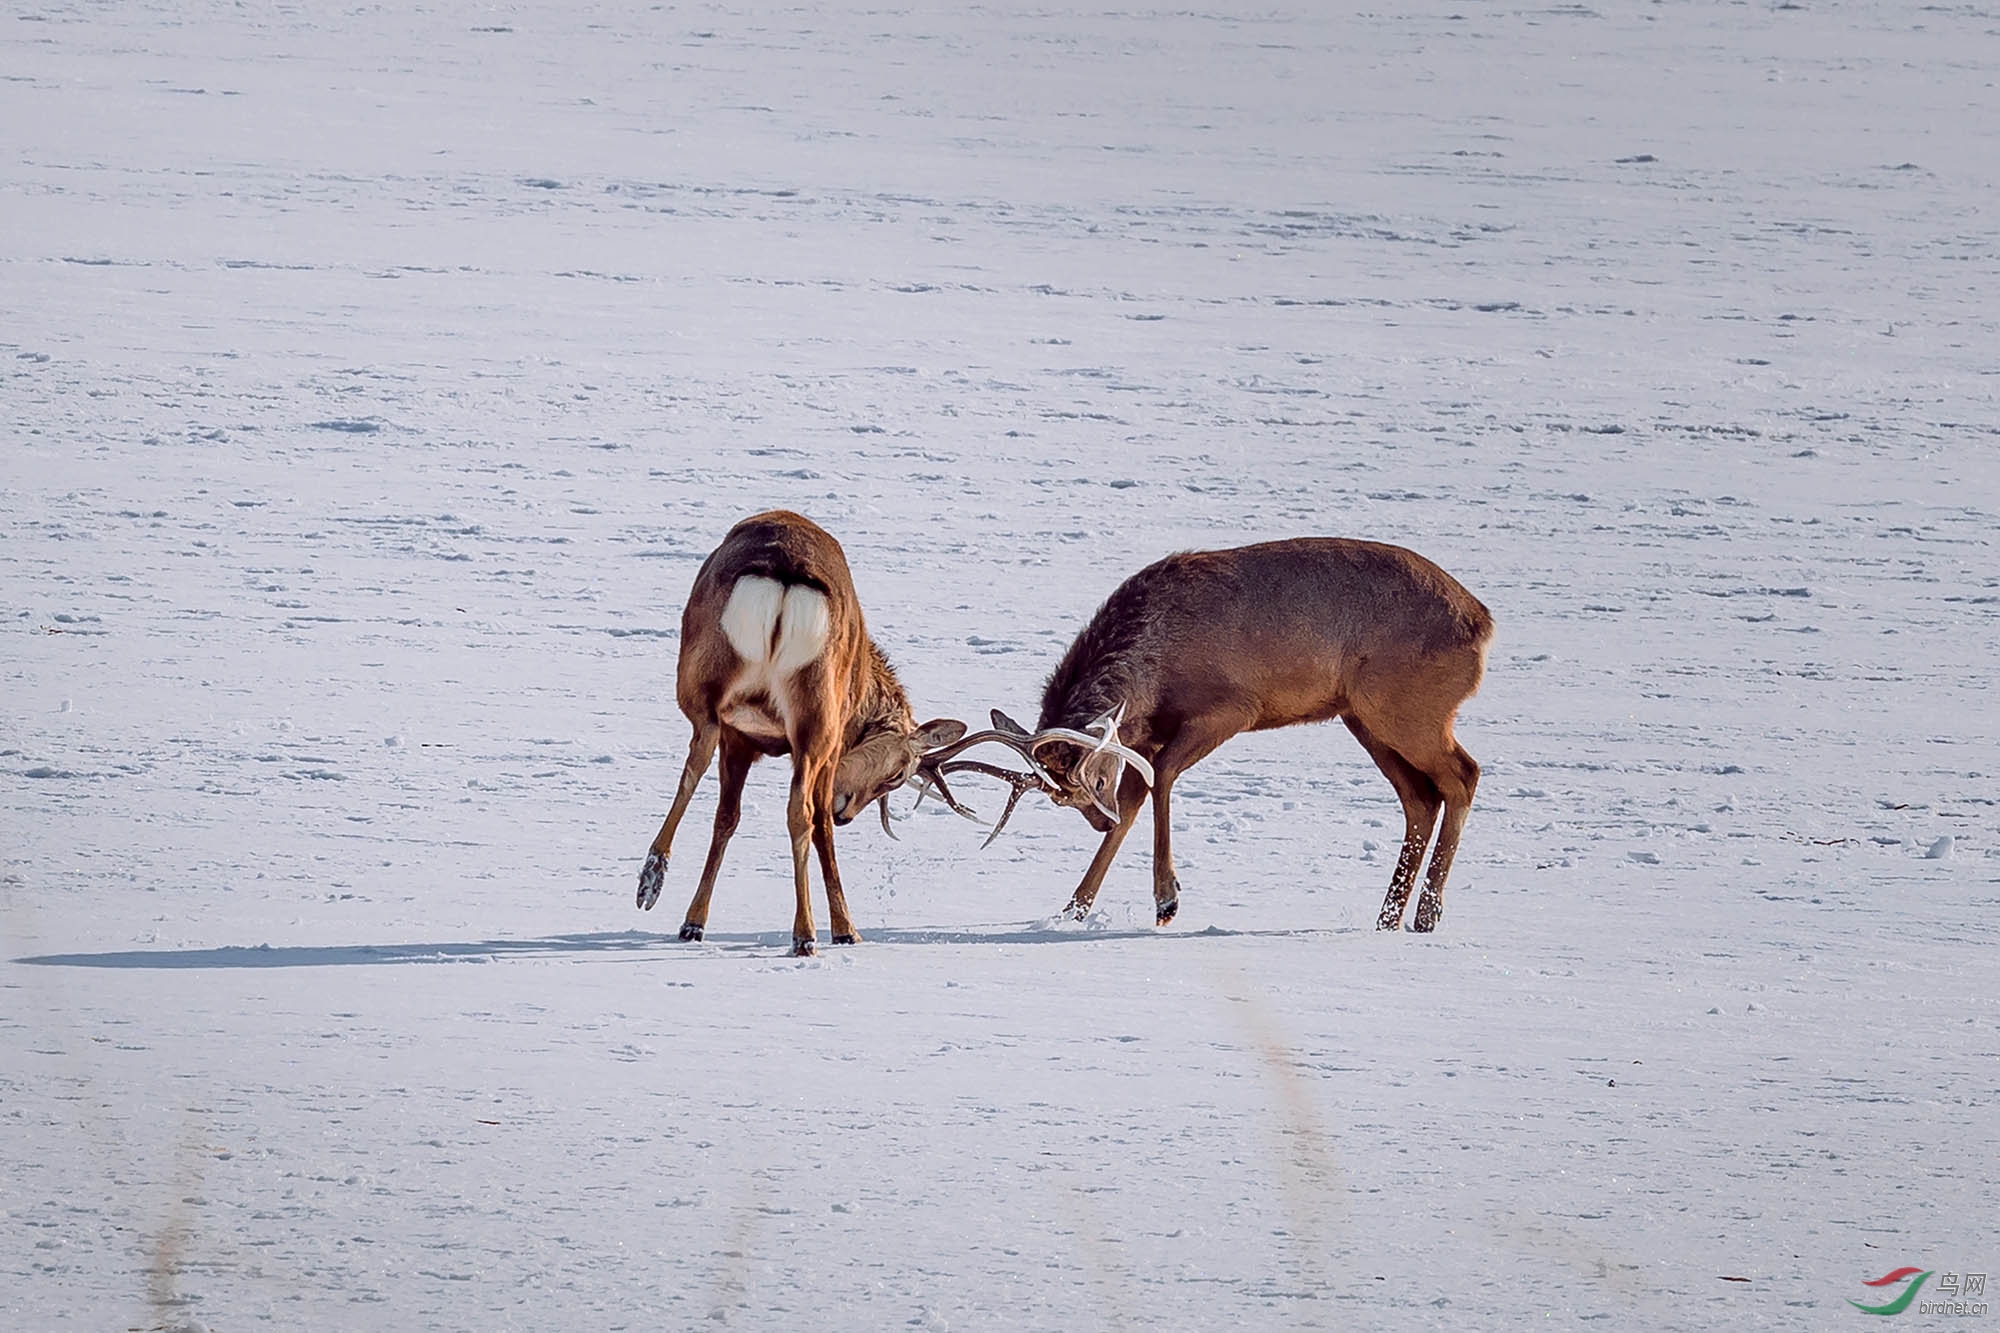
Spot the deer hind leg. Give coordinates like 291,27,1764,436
639,721,720,910
677,730,756,941
810,759,862,945
781,678,843,957
1410,741,1479,933
784,754,826,956
1061,767,1150,921
1344,717,1442,932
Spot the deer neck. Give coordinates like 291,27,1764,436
845,639,914,746
1039,669,1154,753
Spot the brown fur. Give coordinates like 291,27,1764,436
1036,538,1492,931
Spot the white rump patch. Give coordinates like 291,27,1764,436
720,575,787,664
770,584,831,676
721,576,831,672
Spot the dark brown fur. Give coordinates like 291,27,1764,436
1036,538,1492,931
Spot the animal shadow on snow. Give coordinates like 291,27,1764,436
15,924,1345,969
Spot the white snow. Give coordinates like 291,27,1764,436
5,1,1998,1328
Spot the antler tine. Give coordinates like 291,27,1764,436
983,782,1035,849
958,763,1051,848
905,768,985,822
877,793,899,840
930,758,1052,846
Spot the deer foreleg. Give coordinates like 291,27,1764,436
1060,771,1149,920
639,722,719,910
786,759,822,956
1141,709,1252,927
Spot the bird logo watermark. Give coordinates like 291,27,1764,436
1849,1267,1988,1317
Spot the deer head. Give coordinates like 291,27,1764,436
833,717,968,831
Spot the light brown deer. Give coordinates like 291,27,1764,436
920,538,1493,932
636,510,965,955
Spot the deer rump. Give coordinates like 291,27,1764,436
925,538,1493,933
710,573,836,748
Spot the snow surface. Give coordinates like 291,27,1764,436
5,1,1999,1328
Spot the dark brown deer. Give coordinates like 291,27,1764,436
921,538,1493,932
636,510,965,955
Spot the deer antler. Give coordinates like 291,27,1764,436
905,717,1060,839
931,758,1052,848
907,728,1028,824
1019,706,1152,821
919,706,1154,831
1024,704,1155,786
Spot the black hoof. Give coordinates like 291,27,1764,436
1155,898,1178,927
678,922,704,942
792,938,817,957
637,852,667,911
831,932,860,945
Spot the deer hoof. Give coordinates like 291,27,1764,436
1155,898,1178,927
831,932,861,945
678,922,704,942
792,937,818,957
637,852,667,911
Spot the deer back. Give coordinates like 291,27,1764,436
1040,538,1493,745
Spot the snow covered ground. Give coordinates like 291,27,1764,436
5,1,1998,1327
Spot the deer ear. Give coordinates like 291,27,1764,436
991,709,1030,736
914,717,967,748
